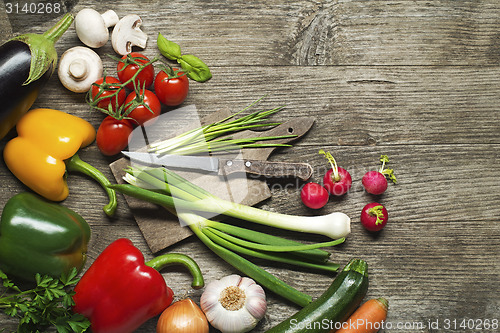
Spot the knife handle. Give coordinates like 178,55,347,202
220,159,313,181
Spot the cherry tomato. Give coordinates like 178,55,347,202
124,89,162,126
96,116,134,156
154,70,189,106
91,77,126,112
117,52,155,90
300,182,329,209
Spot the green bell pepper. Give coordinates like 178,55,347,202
0,192,91,281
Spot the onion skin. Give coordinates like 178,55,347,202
157,298,209,333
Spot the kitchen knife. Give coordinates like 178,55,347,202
122,151,313,180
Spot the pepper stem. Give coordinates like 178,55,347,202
65,154,117,217
145,253,204,289
42,13,75,44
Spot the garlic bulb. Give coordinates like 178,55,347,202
200,274,267,333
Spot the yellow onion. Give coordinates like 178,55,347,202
156,298,209,333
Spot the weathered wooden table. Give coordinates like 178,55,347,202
1,1,499,332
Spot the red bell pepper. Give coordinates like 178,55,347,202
73,238,204,333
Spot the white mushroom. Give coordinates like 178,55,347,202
58,46,103,93
74,9,119,48
111,14,148,55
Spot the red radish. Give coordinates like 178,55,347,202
362,155,397,195
319,149,352,196
360,202,388,231
301,182,329,209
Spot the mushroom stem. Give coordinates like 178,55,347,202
68,60,89,81
101,10,119,28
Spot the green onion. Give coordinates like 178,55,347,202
201,227,342,273
202,220,331,263
121,167,351,240
109,165,351,307
147,98,297,155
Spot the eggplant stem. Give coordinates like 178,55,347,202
42,13,75,43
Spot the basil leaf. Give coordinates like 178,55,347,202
157,33,182,60
178,54,212,82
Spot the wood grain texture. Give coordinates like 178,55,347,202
0,0,499,332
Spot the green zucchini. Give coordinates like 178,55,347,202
265,258,368,333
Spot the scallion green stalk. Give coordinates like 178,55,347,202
185,213,313,307
147,100,298,156
123,167,351,240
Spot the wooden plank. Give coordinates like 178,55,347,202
17,64,500,147
2,1,500,66
185,66,500,146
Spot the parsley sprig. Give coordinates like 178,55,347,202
0,268,90,333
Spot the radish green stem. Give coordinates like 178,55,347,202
369,205,386,225
319,149,340,182
379,154,397,183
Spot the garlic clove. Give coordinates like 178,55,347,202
243,284,267,320
217,309,259,333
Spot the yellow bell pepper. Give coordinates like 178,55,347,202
3,108,117,216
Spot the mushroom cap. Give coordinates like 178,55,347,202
75,8,119,48
58,46,103,93
111,14,148,55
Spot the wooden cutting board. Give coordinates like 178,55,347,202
110,109,315,253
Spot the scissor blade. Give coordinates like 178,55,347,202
121,151,220,173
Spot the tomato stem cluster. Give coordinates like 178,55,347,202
86,55,161,122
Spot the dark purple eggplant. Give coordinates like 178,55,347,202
0,13,74,140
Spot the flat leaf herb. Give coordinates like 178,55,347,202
0,268,90,333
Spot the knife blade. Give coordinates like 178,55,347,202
122,151,313,181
